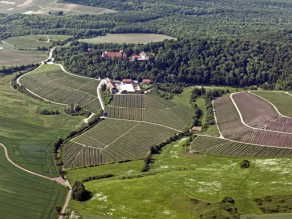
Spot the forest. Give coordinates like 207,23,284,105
54,37,292,90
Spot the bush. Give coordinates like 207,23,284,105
72,181,90,201
240,160,250,169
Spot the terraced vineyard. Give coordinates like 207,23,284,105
214,95,250,140
107,106,144,121
19,69,101,113
102,122,176,161
72,119,138,148
267,117,292,133
112,95,144,108
251,91,292,117
241,129,292,148
63,141,83,168
192,136,292,157
232,92,278,128
144,95,176,108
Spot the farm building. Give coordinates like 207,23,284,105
105,78,141,93
142,79,151,84
105,78,117,93
102,50,127,60
129,51,149,62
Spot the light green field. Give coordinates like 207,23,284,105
65,137,292,218
4,35,72,50
79,34,176,44
0,146,68,219
251,91,292,117
0,0,115,15
0,74,84,177
0,49,47,66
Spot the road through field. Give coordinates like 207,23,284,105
0,143,71,219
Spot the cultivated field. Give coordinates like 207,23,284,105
192,136,292,157
145,94,176,108
232,92,278,128
214,95,250,140
79,33,176,44
4,35,72,50
19,65,101,113
0,0,115,15
241,129,292,148
251,91,292,117
0,147,67,219
0,49,47,65
266,117,292,133
107,106,144,121
112,94,144,108
0,80,82,177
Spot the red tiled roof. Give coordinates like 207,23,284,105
133,55,139,59
122,79,132,82
143,79,151,82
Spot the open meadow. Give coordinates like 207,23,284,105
0,74,84,177
0,146,67,219
65,137,292,218
79,34,176,44
0,0,115,15
4,35,72,50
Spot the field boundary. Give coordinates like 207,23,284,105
230,92,292,135
212,99,223,138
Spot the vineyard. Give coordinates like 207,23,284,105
101,122,176,161
72,119,138,148
232,92,278,128
67,145,110,168
145,108,187,131
267,117,292,133
191,136,292,157
170,104,193,126
19,69,101,113
240,129,292,148
214,95,250,140
144,95,176,108
251,91,292,117
63,141,83,168
107,106,144,121
111,95,144,108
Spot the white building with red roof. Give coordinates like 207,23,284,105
129,51,149,62
102,50,127,60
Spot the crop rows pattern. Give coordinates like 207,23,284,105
144,95,176,108
107,106,144,121
213,95,250,139
192,136,292,157
241,129,292,148
19,70,101,113
63,141,83,168
251,91,292,117
70,146,110,168
145,108,187,131
102,122,176,161
267,117,292,133
170,104,192,126
111,95,144,108
73,119,138,148
232,92,278,128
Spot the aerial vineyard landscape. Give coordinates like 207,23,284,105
4,0,292,218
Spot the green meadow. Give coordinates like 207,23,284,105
65,137,292,218
0,144,67,219
0,74,83,177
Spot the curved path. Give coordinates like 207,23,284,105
212,99,223,138
0,143,71,219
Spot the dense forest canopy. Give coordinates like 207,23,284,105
54,37,292,90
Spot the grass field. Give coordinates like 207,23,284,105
65,137,292,218
0,0,115,15
0,74,83,177
0,146,68,219
4,35,72,50
79,34,176,44
19,64,101,113
251,91,292,117
0,49,47,66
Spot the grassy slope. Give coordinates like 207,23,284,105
0,145,67,219
0,50,47,66
78,34,176,44
65,137,292,218
0,74,83,177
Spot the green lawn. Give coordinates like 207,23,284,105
79,34,176,44
0,74,84,177
0,145,68,219
251,91,292,117
65,137,292,218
